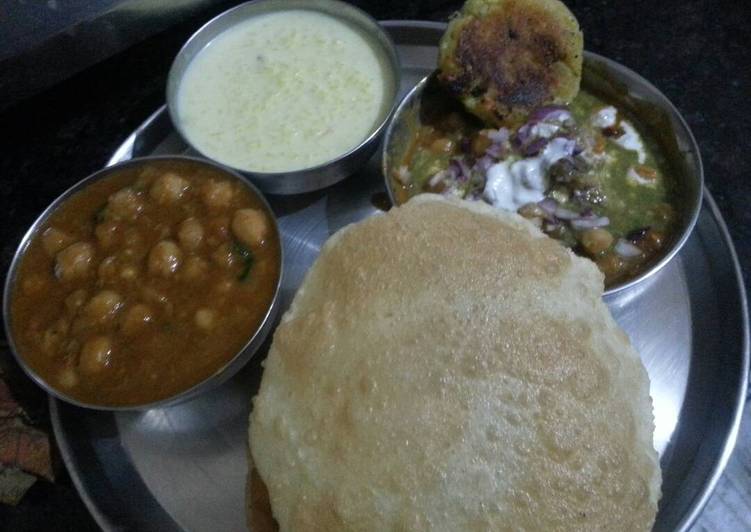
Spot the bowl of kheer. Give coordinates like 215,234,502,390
167,0,400,194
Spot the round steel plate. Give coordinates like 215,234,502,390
51,21,748,532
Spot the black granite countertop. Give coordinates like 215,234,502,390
0,1,748,530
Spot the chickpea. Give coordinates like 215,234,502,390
41,227,74,256
147,240,182,277
79,336,113,374
201,180,234,210
231,208,268,247
95,221,120,249
41,331,58,355
181,256,208,280
57,367,79,389
214,278,234,294
123,228,144,248
108,188,144,220
548,188,569,204
212,243,236,268
638,229,666,253
149,172,190,204
65,289,88,313
518,203,545,219
98,256,119,282
206,216,230,246
634,165,658,181
41,317,69,355
596,253,625,280
137,165,160,183
430,137,454,153
155,223,171,240
121,228,146,261
140,287,173,317
70,316,89,336
418,125,436,137
55,242,94,281
63,339,80,357
21,274,47,296
120,265,138,281
84,290,123,323
121,303,154,335
178,218,204,251
544,223,568,240
471,133,492,157
194,308,216,330
580,228,614,256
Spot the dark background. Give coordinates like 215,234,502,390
1,0,748,530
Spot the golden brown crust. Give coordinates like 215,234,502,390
248,195,660,531
246,453,278,532
438,0,583,126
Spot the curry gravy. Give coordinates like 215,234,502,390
11,159,280,406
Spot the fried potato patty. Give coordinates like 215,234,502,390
438,0,583,127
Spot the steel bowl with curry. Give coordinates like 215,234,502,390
383,0,701,292
4,156,282,409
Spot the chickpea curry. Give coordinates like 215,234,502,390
391,79,679,287
10,159,281,407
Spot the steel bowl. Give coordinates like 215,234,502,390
3,155,283,411
382,52,704,296
166,0,401,195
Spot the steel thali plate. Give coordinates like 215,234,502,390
50,21,749,532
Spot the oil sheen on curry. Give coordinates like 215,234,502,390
11,159,280,406
392,80,678,287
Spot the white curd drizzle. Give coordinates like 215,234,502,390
483,137,576,211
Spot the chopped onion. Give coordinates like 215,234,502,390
445,163,459,181
515,106,573,153
592,106,618,128
475,155,494,173
555,138,578,159
538,198,558,215
428,170,446,187
450,158,471,182
570,216,610,229
487,128,509,143
485,143,505,159
627,166,657,187
516,124,533,145
394,165,411,185
554,206,581,220
614,238,643,257
522,137,549,156
530,105,572,124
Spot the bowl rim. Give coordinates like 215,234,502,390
165,0,402,185
2,154,284,411
381,50,704,297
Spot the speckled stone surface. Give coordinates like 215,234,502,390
0,1,748,530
